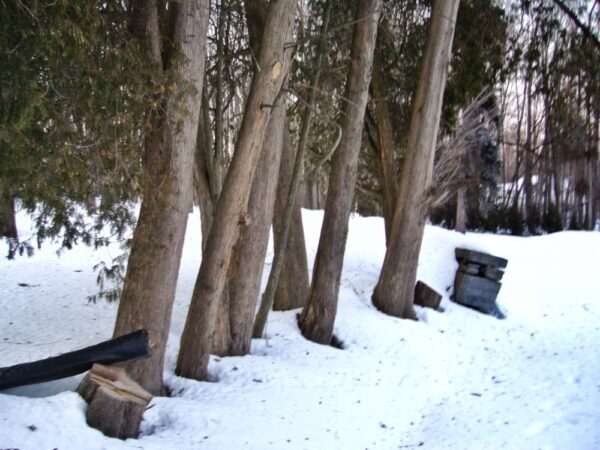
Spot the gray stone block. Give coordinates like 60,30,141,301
459,262,481,275
483,266,504,281
453,272,504,318
455,248,508,269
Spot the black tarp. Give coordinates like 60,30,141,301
0,329,151,390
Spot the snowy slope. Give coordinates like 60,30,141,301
1,208,599,450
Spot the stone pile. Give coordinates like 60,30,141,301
452,248,508,319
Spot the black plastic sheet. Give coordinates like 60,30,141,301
0,329,151,390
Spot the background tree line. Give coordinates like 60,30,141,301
1,0,598,431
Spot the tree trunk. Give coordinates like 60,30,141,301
194,94,215,251
372,0,460,320
298,0,380,345
213,0,227,197
588,155,595,230
524,72,535,232
212,0,288,357
456,185,467,233
0,192,17,239
272,127,310,311
226,98,285,354
211,289,231,356
109,0,209,395
176,0,295,381
266,0,333,317
197,74,229,357
370,55,397,242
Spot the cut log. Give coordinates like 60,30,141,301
455,248,508,269
79,364,152,440
414,281,442,310
0,330,151,391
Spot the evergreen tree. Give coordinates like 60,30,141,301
0,1,158,254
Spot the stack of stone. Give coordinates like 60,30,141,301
452,248,508,319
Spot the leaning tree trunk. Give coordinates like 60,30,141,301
253,0,332,335
176,0,295,381
455,185,467,233
0,190,17,239
370,54,398,243
194,94,216,252
107,0,209,396
270,0,333,313
298,0,381,345
226,98,285,355
372,0,460,320
196,84,232,357
272,126,310,311
212,0,288,357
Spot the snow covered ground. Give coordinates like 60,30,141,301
1,208,599,450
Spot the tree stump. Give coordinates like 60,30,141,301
77,364,152,440
414,281,442,310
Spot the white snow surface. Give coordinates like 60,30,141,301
1,208,599,450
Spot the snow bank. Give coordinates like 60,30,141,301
1,208,599,449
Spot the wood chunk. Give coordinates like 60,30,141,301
455,248,508,269
76,372,98,403
79,364,152,440
414,281,442,310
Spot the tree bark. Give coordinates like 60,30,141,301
372,0,460,320
253,0,332,336
370,55,398,242
272,127,310,311
211,0,288,357
226,97,285,354
196,77,229,357
176,0,295,381
524,71,535,231
298,0,381,345
194,94,215,251
0,192,17,239
456,185,467,233
109,0,209,395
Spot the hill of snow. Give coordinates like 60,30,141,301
1,208,599,449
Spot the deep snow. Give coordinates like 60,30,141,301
1,208,599,450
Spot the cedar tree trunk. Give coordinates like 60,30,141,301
272,126,310,311
372,0,460,319
213,0,288,356
227,96,285,355
211,0,287,356
176,0,295,381
298,0,380,345
254,0,332,333
0,192,17,239
110,0,210,395
370,55,397,243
